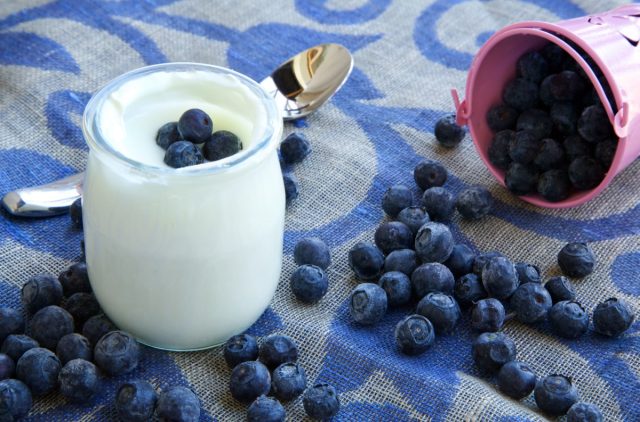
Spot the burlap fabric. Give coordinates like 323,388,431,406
1,1,638,420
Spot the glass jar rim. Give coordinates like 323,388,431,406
82,62,281,176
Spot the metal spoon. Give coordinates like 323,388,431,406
2,44,353,217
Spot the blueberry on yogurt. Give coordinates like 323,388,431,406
156,121,181,150
177,108,213,144
203,130,243,161
164,140,205,168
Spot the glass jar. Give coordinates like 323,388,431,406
82,63,284,351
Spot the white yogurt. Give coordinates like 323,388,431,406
82,64,284,351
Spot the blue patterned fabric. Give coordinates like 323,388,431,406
0,1,638,420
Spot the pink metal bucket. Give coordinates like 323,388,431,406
452,4,640,208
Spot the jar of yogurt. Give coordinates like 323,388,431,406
82,63,284,351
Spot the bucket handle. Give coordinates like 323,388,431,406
451,89,470,126
613,92,630,138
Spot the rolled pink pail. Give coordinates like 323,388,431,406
452,4,640,208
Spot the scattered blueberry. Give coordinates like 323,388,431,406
229,360,271,402
374,221,413,255
594,137,617,169
58,358,100,403
259,335,298,369
568,156,604,190
510,282,552,324
279,132,311,164
538,169,571,202
473,251,505,277
223,334,258,368
592,298,635,337
421,187,455,222
164,140,205,168
471,298,505,332
378,271,412,307
383,249,418,276
271,362,306,401
157,386,201,422
58,262,92,296
248,395,286,422
558,242,596,278
82,314,117,347
505,162,538,196
0,378,32,420
69,197,83,229
567,402,603,422
348,242,385,281
0,354,14,380
517,50,549,83
509,130,540,164
577,105,612,143
29,305,74,350
115,380,158,422
394,314,435,355
550,101,578,135
16,347,61,396
516,109,552,140
514,262,541,284
563,134,593,162
472,332,516,373
549,301,589,339
349,283,388,325
290,265,329,304
294,237,331,270
456,186,493,220
416,292,460,334
21,274,63,314
302,383,340,420
56,333,92,365
534,138,565,171
454,273,487,308
381,185,413,218
503,78,539,111
414,222,454,263
482,256,519,300
414,159,447,190
488,130,514,170
497,360,537,400
397,206,430,235
545,276,576,303
94,331,140,376
282,173,299,205
0,308,24,344
534,374,579,416
178,108,213,144
487,105,518,132
64,292,101,326
203,130,243,161
1,335,38,363
411,263,455,298
155,121,181,150
444,244,476,278
434,114,465,148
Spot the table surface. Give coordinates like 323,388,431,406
1,1,639,421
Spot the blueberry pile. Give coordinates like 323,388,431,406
487,43,617,201
291,237,331,304
156,108,243,168
279,132,312,205
222,332,339,421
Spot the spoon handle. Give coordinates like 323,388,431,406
2,173,84,217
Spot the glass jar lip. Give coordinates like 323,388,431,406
82,62,281,176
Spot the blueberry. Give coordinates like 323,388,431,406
444,244,476,278
155,121,181,150
471,298,505,332
94,330,140,376
282,173,299,205
348,242,385,281
487,105,518,132
578,105,612,143
164,140,204,168
414,159,447,190
0,379,32,419
454,273,487,308
290,265,329,304
349,283,387,325
516,109,552,140
64,292,101,326
421,187,455,222
434,114,465,148
229,360,271,402
563,134,593,162
0,354,14,380
1,335,38,363
21,274,63,314
394,314,435,355
472,332,516,373
374,221,413,255
472,251,505,277
567,402,603,422
382,185,413,218
594,137,616,169
30,305,74,350
271,362,306,401
510,282,552,324
82,314,116,347
58,358,99,403
202,130,243,161
56,333,92,365
482,256,519,300
58,262,92,296
157,386,201,422
534,138,565,171
509,130,540,164
503,78,539,111
534,374,579,416
515,262,541,284
259,335,298,369
0,308,24,344
541,43,568,73
397,206,429,235
223,334,258,368
550,101,578,135
414,222,453,263
545,71,585,103
378,271,412,307
558,242,596,278
69,197,83,229
545,276,576,303
549,301,589,339
581,86,601,108
16,347,61,396
537,169,571,202
302,383,340,420
177,108,213,144
488,130,515,170
456,186,493,220
416,293,460,334
248,395,286,422
505,162,538,196
411,263,455,298
568,156,604,190
517,50,549,83
279,132,311,164
383,249,418,276
294,237,331,270
497,360,537,400
592,298,635,337
116,380,158,422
